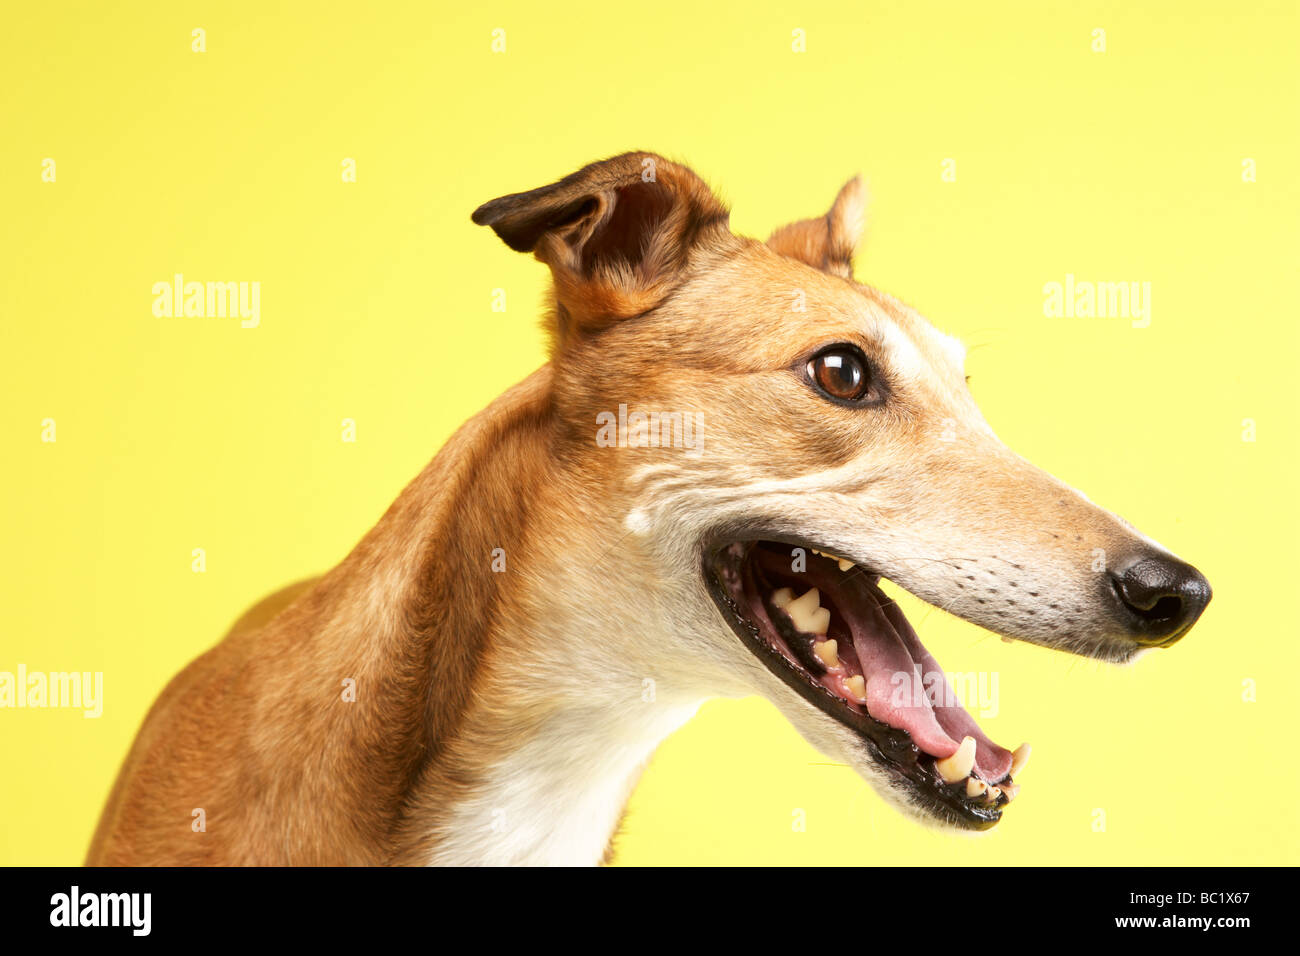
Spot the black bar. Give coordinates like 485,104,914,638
0,866,1285,942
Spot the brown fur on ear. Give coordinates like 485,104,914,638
766,176,865,278
472,152,732,352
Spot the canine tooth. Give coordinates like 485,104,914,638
935,736,977,783
843,675,866,702
984,786,1002,803
837,557,855,572
1001,784,1020,802
814,639,840,669
785,588,828,634
1010,743,1031,777
966,778,988,798
770,587,794,609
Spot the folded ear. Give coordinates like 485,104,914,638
766,176,865,278
472,152,731,350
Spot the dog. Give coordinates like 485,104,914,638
86,152,1211,865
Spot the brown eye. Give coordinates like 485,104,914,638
808,348,872,403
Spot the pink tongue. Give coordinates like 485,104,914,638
846,587,961,761
874,589,1013,782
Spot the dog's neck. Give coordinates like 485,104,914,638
275,366,708,864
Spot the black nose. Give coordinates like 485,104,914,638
1109,554,1212,646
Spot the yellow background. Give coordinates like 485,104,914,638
2,1,1296,865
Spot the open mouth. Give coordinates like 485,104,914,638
705,539,1030,829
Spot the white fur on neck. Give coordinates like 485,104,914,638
427,697,702,865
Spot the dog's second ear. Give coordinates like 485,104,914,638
766,177,865,279
472,152,731,350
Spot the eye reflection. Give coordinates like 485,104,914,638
809,348,871,402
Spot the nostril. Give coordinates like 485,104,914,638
1145,594,1184,621
1110,574,1182,620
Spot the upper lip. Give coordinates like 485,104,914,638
704,537,1026,830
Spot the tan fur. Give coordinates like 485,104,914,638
88,153,1202,865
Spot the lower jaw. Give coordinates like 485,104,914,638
704,539,1017,830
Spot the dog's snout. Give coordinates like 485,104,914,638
1108,554,1212,646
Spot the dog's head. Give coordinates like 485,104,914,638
473,152,1211,830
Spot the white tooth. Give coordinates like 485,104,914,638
1010,743,1031,777
814,639,840,669
837,557,855,572
770,587,794,609
785,588,828,634
843,674,866,702
984,785,1002,803
935,735,977,784
1000,783,1020,802
966,778,988,798
786,587,819,615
